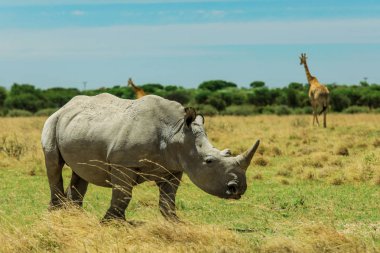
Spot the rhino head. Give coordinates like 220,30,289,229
175,108,260,200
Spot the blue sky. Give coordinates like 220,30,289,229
1,0,380,89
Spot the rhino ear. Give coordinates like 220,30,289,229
184,107,197,127
195,114,204,125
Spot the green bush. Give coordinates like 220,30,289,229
195,104,218,116
275,105,292,115
0,109,7,116
164,90,191,105
343,106,370,114
224,105,259,116
35,108,58,116
302,106,313,114
292,108,305,114
7,109,33,117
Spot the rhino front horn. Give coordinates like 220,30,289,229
236,140,260,171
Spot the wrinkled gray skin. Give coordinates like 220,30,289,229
41,94,260,221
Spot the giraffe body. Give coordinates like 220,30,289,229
300,53,329,128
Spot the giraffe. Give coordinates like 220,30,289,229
299,53,330,128
128,78,146,99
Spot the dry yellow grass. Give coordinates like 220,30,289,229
0,207,250,253
1,114,379,252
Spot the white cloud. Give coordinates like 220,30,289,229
0,18,379,60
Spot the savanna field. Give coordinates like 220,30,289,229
0,114,379,252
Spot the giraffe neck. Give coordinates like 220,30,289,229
303,62,314,83
129,83,141,92
129,83,146,98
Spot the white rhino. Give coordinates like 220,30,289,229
41,94,260,220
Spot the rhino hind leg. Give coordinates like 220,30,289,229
44,149,66,208
65,171,89,207
102,167,138,221
156,172,183,221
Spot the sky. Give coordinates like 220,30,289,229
1,0,380,89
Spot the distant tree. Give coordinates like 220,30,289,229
250,81,265,89
122,87,135,99
5,83,46,112
286,88,299,108
230,90,247,105
9,83,39,96
5,93,46,112
43,87,80,108
164,89,191,105
141,83,164,94
330,91,351,112
288,82,303,90
199,80,237,91
207,94,226,111
218,90,233,106
195,90,212,104
360,80,369,87
0,86,6,107
247,87,270,106
164,85,179,92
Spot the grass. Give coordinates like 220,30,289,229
0,114,379,252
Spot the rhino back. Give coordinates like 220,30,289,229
47,93,184,184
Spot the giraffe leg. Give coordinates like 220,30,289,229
311,103,317,126
323,111,327,128
315,112,320,126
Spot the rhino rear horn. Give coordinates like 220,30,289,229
237,140,260,171
184,107,197,127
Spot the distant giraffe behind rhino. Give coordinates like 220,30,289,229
128,78,146,99
299,53,330,128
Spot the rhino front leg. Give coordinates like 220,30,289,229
66,171,89,207
103,167,137,221
156,172,183,221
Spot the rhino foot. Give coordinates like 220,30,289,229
48,198,67,210
102,207,126,222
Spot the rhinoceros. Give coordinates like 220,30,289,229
41,93,260,220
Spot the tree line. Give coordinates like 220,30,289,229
0,80,380,116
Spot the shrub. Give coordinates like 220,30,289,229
164,90,191,105
275,105,292,115
330,92,351,112
224,105,258,116
261,106,276,114
302,106,313,114
195,90,212,104
196,105,218,116
198,80,237,91
7,109,33,117
343,106,370,114
0,136,26,160
208,95,226,111
35,108,58,116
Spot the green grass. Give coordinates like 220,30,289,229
1,115,379,252
1,166,379,248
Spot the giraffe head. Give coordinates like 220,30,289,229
127,78,134,87
299,53,307,65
